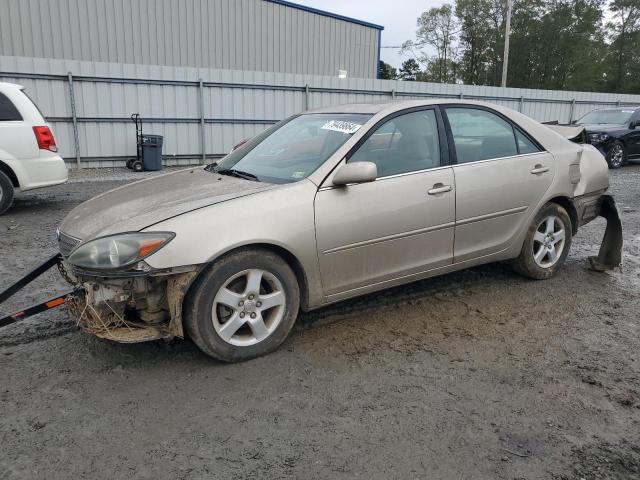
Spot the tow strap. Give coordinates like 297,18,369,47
0,253,75,328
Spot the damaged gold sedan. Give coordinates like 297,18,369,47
46,101,624,362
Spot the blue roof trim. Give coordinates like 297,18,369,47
375,30,381,78
263,0,384,30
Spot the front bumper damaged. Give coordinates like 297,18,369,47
64,265,199,343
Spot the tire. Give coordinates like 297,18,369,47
513,202,572,280
132,160,144,172
126,159,135,169
184,248,300,362
606,140,626,169
0,171,15,216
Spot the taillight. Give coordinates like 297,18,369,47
33,126,58,152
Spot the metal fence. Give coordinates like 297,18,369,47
3,55,640,168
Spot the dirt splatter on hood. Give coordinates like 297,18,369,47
59,167,278,240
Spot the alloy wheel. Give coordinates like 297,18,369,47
610,144,624,168
533,215,566,268
211,269,286,346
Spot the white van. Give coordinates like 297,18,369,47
0,82,68,214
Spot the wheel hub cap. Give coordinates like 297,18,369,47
211,269,286,347
242,299,257,314
533,215,566,268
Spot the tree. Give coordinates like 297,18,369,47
402,0,639,93
378,60,397,80
455,0,494,85
453,0,610,91
397,59,422,81
507,0,608,90
402,4,459,83
605,0,640,92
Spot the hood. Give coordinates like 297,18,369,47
579,123,627,133
60,167,278,240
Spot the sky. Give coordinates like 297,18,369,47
291,0,442,69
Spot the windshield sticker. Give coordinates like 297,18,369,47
291,171,306,179
321,120,363,135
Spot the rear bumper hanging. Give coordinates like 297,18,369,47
587,194,623,271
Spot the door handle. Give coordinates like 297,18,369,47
530,164,550,174
428,183,452,195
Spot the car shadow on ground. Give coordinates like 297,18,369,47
75,261,523,363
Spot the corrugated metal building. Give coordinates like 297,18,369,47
0,0,383,78
4,0,640,169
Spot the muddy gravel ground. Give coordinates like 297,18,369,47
1,166,639,480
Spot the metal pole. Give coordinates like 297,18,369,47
67,72,81,169
459,92,464,99
391,89,396,99
304,84,310,110
501,0,513,88
519,96,524,112
199,79,206,164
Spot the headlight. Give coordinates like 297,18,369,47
68,232,175,270
588,132,610,144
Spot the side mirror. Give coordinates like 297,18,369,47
332,161,377,186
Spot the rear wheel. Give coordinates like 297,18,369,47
0,171,15,215
132,160,144,172
606,141,626,169
184,248,300,362
513,203,572,279
126,158,136,169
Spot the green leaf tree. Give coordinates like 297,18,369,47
378,60,398,80
398,59,422,81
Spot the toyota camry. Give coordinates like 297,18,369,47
56,100,622,362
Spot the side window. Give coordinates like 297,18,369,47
515,129,540,154
445,108,518,163
0,92,22,121
349,109,440,177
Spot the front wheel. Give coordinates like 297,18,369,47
0,171,15,215
513,203,572,280
606,140,626,169
184,248,300,362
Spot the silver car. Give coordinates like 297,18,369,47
58,100,622,361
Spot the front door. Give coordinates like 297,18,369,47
314,108,456,297
625,110,640,158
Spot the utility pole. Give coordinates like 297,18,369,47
501,0,513,88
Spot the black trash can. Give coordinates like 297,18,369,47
141,134,164,171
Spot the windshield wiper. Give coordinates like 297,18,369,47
216,168,260,182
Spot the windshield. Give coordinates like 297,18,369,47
577,109,635,125
214,113,372,183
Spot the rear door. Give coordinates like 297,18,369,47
442,106,555,262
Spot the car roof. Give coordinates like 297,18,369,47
304,99,503,115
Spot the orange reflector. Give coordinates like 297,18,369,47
46,297,65,308
138,239,163,258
